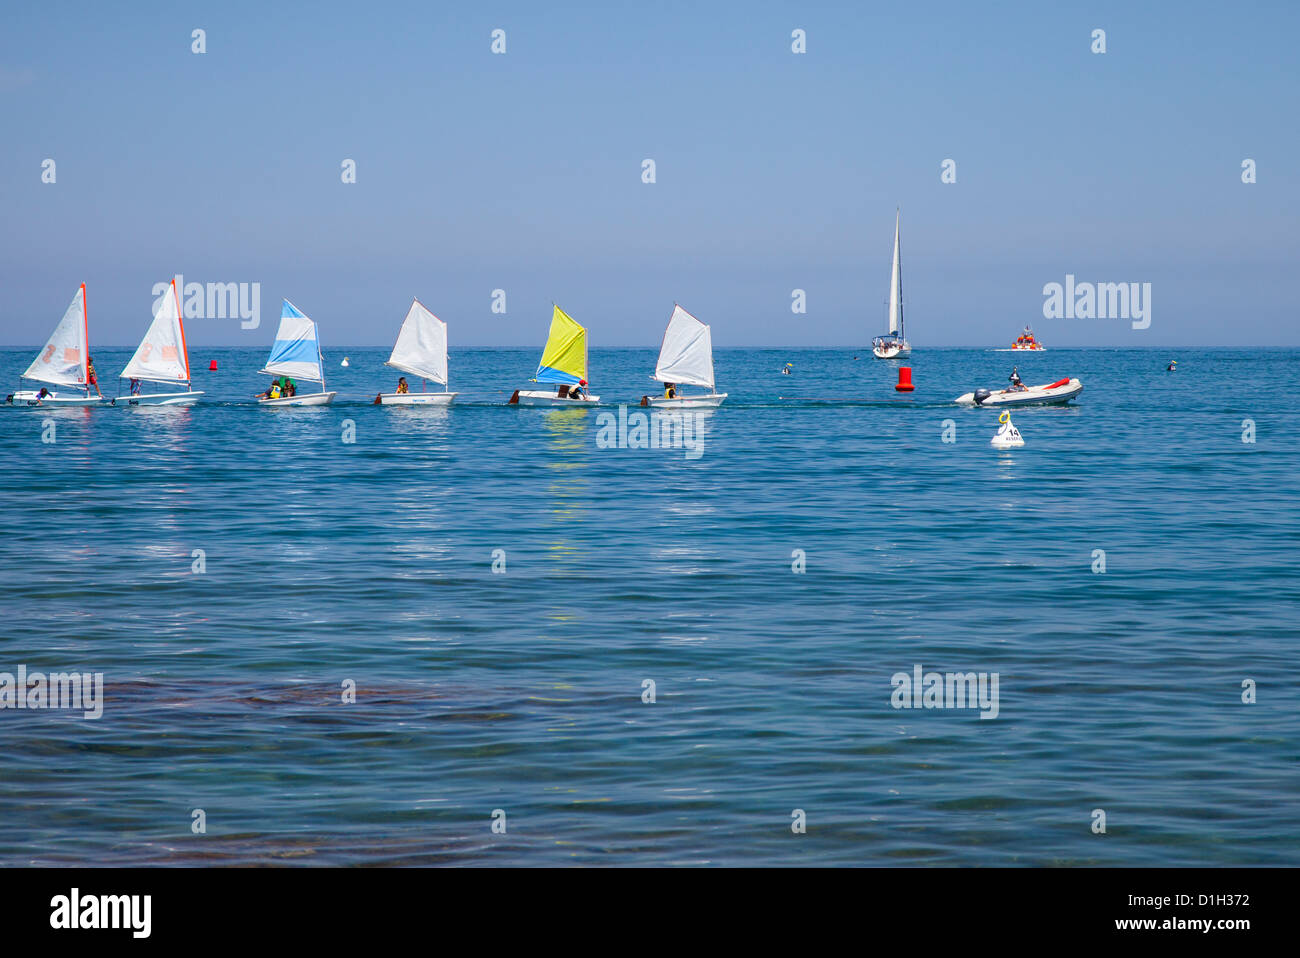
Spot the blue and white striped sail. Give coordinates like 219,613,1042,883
260,301,325,382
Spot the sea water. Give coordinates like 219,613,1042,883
1,347,1296,865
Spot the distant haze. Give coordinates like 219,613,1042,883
1,2,1296,348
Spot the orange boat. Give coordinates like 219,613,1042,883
1011,326,1045,351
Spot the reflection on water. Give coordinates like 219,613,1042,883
381,406,452,432
994,449,1019,476
539,410,589,628
392,483,450,564
122,404,193,457
543,409,589,529
541,408,588,453
648,544,714,576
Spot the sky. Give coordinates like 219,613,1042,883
0,0,1296,348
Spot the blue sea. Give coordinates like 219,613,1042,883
1,346,1297,866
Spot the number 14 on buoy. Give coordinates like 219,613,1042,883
991,411,1024,448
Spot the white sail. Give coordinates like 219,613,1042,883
121,278,190,384
386,299,448,385
653,304,715,390
23,285,89,388
887,210,903,338
259,300,324,382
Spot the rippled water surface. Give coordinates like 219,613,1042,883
1,346,1297,865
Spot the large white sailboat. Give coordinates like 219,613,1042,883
872,209,911,359
116,278,203,406
377,299,456,405
644,304,726,408
256,300,336,406
8,284,104,406
508,305,599,406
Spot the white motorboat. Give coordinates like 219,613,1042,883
955,377,1084,407
377,299,456,406
256,300,336,406
114,278,204,406
643,304,726,408
871,209,911,359
8,284,104,406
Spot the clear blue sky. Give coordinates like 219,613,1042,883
1,1,1296,347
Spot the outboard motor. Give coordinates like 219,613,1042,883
973,388,992,405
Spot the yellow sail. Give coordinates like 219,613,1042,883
533,305,587,384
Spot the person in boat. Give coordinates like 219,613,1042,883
664,383,678,400
260,377,283,400
129,378,141,396
86,356,103,398
284,378,296,397
396,377,409,394
37,387,51,401
1008,366,1027,392
1166,360,1177,371
569,381,586,400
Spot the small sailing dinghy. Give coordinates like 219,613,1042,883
256,300,336,406
955,377,1083,407
115,278,203,406
642,304,726,408
508,305,599,406
8,284,104,406
377,299,456,405
872,209,911,359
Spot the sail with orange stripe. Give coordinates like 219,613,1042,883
22,285,89,387
121,278,191,384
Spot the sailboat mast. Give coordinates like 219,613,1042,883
896,210,904,341
81,283,90,390
887,211,902,339
173,279,193,390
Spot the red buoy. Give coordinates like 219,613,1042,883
209,360,218,371
895,366,914,392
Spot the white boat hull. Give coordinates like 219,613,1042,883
380,392,456,406
115,391,203,406
510,389,600,406
259,391,336,407
872,343,911,359
8,390,103,406
647,392,727,409
955,379,1083,407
